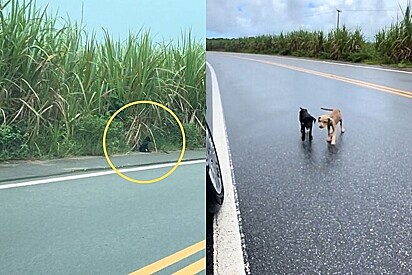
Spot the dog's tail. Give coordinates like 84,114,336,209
320,107,333,111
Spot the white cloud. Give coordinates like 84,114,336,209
207,0,409,40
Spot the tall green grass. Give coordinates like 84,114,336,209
376,2,412,63
207,27,366,61
207,3,411,66
0,0,205,160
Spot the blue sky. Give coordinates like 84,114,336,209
35,0,205,43
207,0,408,40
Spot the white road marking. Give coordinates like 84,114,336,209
207,61,249,274
221,51,412,75
292,56,412,75
0,159,204,190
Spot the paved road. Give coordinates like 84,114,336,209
207,52,412,274
0,152,205,274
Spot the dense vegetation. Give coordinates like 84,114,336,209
207,4,412,66
0,0,205,161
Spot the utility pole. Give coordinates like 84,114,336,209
336,9,342,29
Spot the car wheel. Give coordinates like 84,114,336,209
206,123,224,214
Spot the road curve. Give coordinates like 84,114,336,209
207,52,412,274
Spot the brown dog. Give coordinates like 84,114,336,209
318,108,345,145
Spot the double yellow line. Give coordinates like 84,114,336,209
129,240,206,275
231,55,412,99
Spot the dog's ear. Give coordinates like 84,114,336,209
318,116,321,122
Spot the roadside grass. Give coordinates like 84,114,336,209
206,2,412,68
0,0,205,161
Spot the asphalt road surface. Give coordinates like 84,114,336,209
207,52,412,274
0,152,205,274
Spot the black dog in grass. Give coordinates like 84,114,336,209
139,136,151,152
299,107,316,141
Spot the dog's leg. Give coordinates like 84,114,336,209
301,125,306,141
309,124,313,141
326,125,332,142
310,117,316,141
331,125,337,145
340,120,345,133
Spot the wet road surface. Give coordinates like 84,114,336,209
207,52,412,274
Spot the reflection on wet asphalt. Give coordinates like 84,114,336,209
207,52,412,274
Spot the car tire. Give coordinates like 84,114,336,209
206,165,224,214
206,123,224,214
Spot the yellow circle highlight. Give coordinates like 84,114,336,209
102,100,186,184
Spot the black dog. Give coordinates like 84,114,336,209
299,107,316,141
139,136,151,152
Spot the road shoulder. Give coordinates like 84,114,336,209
207,61,247,275
0,150,205,183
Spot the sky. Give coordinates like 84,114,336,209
34,0,205,43
207,0,410,40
